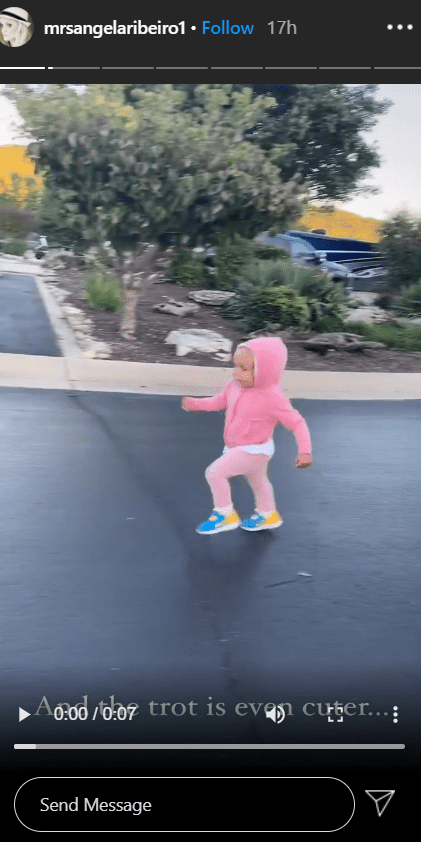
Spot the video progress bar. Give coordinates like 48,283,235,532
15,743,405,750
32,67,421,72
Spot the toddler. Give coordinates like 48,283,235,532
182,337,312,534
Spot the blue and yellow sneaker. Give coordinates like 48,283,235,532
240,511,283,531
196,510,241,535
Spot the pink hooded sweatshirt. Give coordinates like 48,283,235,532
183,337,311,454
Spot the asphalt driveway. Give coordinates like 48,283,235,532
2,389,419,755
0,274,60,356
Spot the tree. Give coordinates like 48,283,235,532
0,172,41,212
0,171,40,242
4,84,306,339
378,212,421,291
260,85,391,202
126,84,391,202
0,199,37,239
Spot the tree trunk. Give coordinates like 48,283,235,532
118,242,160,340
121,288,139,340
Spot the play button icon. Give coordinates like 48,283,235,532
19,708,31,722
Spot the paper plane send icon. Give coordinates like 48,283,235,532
365,790,395,817
19,708,31,722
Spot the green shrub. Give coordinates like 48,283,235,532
252,242,289,261
84,273,124,311
222,257,350,333
234,257,326,290
345,321,421,354
214,235,253,290
221,280,259,328
247,287,309,331
391,280,421,317
277,258,338,293
224,285,309,333
221,259,293,327
251,287,310,332
172,249,206,287
234,259,294,289
0,201,37,239
236,259,347,333
374,293,395,310
287,271,348,332
378,212,421,291
1,240,27,256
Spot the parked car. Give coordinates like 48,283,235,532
193,233,389,291
255,232,352,284
284,229,389,288
344,267,389,292
285,229,383,260
193,235,352,285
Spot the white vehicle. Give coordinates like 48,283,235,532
27,234,49,258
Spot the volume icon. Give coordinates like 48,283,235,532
265,705,285,724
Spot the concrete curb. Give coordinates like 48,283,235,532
0,257,47,276
1,259,421,399
33,274,83,358
0,354,420,398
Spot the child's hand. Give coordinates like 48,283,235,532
181,397,191,411
296,453,312,469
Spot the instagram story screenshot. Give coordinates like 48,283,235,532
0,3,419,836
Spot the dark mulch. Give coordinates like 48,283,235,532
47,264,421,372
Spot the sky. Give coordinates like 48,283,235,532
0,83,420,221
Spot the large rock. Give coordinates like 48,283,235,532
396,316,421,325
303,333,386,355
153,298,200,316
61,302,112,358
244,324,283,338
188,290,236,306
165,328,232,359
343,302,399,325
344,293,421,325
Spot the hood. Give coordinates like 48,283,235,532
236,337,288,389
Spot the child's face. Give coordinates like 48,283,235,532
233,348,254,388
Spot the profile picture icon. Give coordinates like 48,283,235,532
0,7,33,46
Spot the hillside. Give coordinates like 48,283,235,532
297,206,382,242
0,144,43,196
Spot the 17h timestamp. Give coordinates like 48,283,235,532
268,20,297,34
